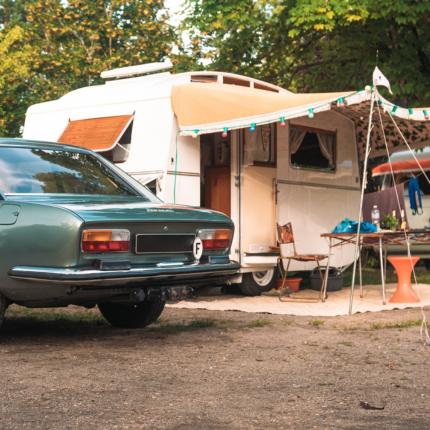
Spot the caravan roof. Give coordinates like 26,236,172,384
26,70,289,115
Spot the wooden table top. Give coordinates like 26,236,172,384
320,229,430,247
321,229,430,238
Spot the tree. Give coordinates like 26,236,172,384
0,0,176,137
181,0,430,106
0,0,27,27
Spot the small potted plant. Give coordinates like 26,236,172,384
381,214,398,231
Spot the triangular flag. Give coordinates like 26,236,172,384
373,67,393,94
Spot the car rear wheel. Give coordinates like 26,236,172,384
238,268,279,296
0,293,7,329
98,299,165,329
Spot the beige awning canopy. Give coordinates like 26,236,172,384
58,114,133,152
170,83,430,158
171,83,359,133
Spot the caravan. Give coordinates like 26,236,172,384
23,62,364,295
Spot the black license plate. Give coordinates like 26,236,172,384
135,234,195,254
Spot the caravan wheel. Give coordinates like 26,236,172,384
239,268,279,296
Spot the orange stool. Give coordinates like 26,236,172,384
388,257,420,303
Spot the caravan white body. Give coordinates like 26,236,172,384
23,68,361,289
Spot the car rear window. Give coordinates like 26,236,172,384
0,147,141,196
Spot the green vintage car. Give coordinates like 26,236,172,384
0,139,239,329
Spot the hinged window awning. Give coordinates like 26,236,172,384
58,114,134,152
170,83,367,136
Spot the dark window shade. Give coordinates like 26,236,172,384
290,132,336,171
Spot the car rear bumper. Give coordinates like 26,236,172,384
8,260,241,287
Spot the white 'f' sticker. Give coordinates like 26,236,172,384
193,238,203,260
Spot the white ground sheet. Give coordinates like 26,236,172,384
167,283,430,316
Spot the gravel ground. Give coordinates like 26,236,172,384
1,304,430,429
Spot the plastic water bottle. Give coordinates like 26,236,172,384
371,205,380,230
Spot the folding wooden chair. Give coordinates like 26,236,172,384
274,223,328,303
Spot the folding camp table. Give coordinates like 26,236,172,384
321,230,430,304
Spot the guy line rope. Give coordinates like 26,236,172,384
375,92,430,344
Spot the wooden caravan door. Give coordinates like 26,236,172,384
204,166,231,217
200,132,231,217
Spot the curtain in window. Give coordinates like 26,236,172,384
243,130,256,166
290,128,307,154
317,133,335,168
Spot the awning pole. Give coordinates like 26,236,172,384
349,89,375,315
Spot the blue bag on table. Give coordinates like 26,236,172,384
332,218,377,234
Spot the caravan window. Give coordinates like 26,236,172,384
289,125,336,172
243,123,276,167
101,120,133,164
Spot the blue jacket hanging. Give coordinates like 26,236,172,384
409,176,423,215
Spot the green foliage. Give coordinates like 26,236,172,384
5,306,107,327
0,0,28,27
338,341,354,347
150,318,218,335
360,246,381,269
309,319,324,326
381,214,399,231
0,0,176,137
181,0,430,104
246,318,271,328
371,319,423,329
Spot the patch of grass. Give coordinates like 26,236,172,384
338,341,353,347
344,326,359,331
309,320,324,326
343,266,430,287
283,320,294,325
4,308,107,328
307,342,318,347
188,318,217,329
150,318,218,335
246,319,271,328
155,318,170,324
371,319,422,330
371,323,383,330
322,345,330,350
218,319,234,325
319,383,333,386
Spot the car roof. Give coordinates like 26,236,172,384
390,146,430,163
0,138,91,153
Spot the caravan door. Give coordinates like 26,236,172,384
277,111,361,271
241,124,278,271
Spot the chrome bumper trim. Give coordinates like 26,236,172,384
8,261,241,286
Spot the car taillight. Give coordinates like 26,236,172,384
198,229,232,250
82,229,130,252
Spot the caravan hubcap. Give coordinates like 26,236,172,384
252,270,274,286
